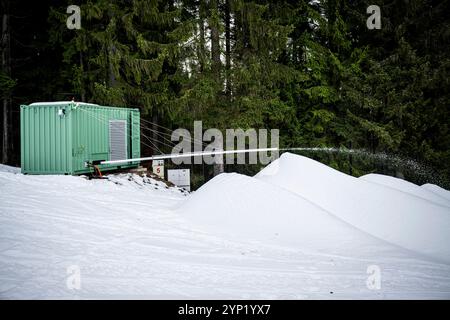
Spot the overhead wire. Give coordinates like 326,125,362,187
78,107,159,154
79,107,228,162
86,108,178,153
139,117,209,147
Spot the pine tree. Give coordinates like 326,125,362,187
50,0,194,155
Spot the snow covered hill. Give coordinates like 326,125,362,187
422,183,450,202
1,154,450,299
179,173,411,257
255,153,450,263
360,173,450,207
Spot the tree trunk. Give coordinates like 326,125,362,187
2,8,11,164
107,9,116,88
210,0,224,175
152,113,159,155
224,0,231,97
349,141,353,176
210,0,221,80
198,0,206,72
80,50,85,101
108,44,116,87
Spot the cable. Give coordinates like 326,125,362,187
141,133,164,154
79,107,157,154
140,117,209,147
84,108,169,153
140,126,177,147
90,109,169,156
80,107,213,158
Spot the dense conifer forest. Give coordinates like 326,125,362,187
1,0,449,187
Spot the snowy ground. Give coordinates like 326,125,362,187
1,155,450,299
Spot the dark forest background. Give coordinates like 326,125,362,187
1,0,449,188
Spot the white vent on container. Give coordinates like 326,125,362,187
109,120,127,161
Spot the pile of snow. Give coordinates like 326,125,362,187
178,172,394,255
2,162,450,299
254,153,450,263
105,173,189,195
422,183,450,202
0,164,20,174
360,174,450,207
179,153,450,263
0,167,195,299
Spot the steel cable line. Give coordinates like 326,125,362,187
78,107,160,154
84,109,171,155
88,108,200,151
139,117,209,147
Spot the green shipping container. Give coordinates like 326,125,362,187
20,101,140,175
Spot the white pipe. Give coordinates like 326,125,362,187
100,148,278,165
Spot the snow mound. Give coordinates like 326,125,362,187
0,164,21,174
422,183,450,202
255,153,450,263
360,174,450,207
179,172,408,255
2,158,450,298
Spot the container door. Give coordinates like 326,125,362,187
130,111,140,160
109,120,127,161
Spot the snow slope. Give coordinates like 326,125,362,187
0,164,20,174
255,153,450,263
360,174,450,207
179,173,406,256
1,160,450,299
422,183,450,202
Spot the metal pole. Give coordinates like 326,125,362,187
100,148,278,165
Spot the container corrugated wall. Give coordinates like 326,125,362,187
71,105,140,174
20,102,140,175
20,103,73,174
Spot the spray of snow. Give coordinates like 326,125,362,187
281,147,444,186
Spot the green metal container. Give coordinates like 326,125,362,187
20,101,140,175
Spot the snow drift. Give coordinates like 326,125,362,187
422,183,450,202
178,172,397,256
2,163,450,298
360,174,450,207
255,153,450,263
